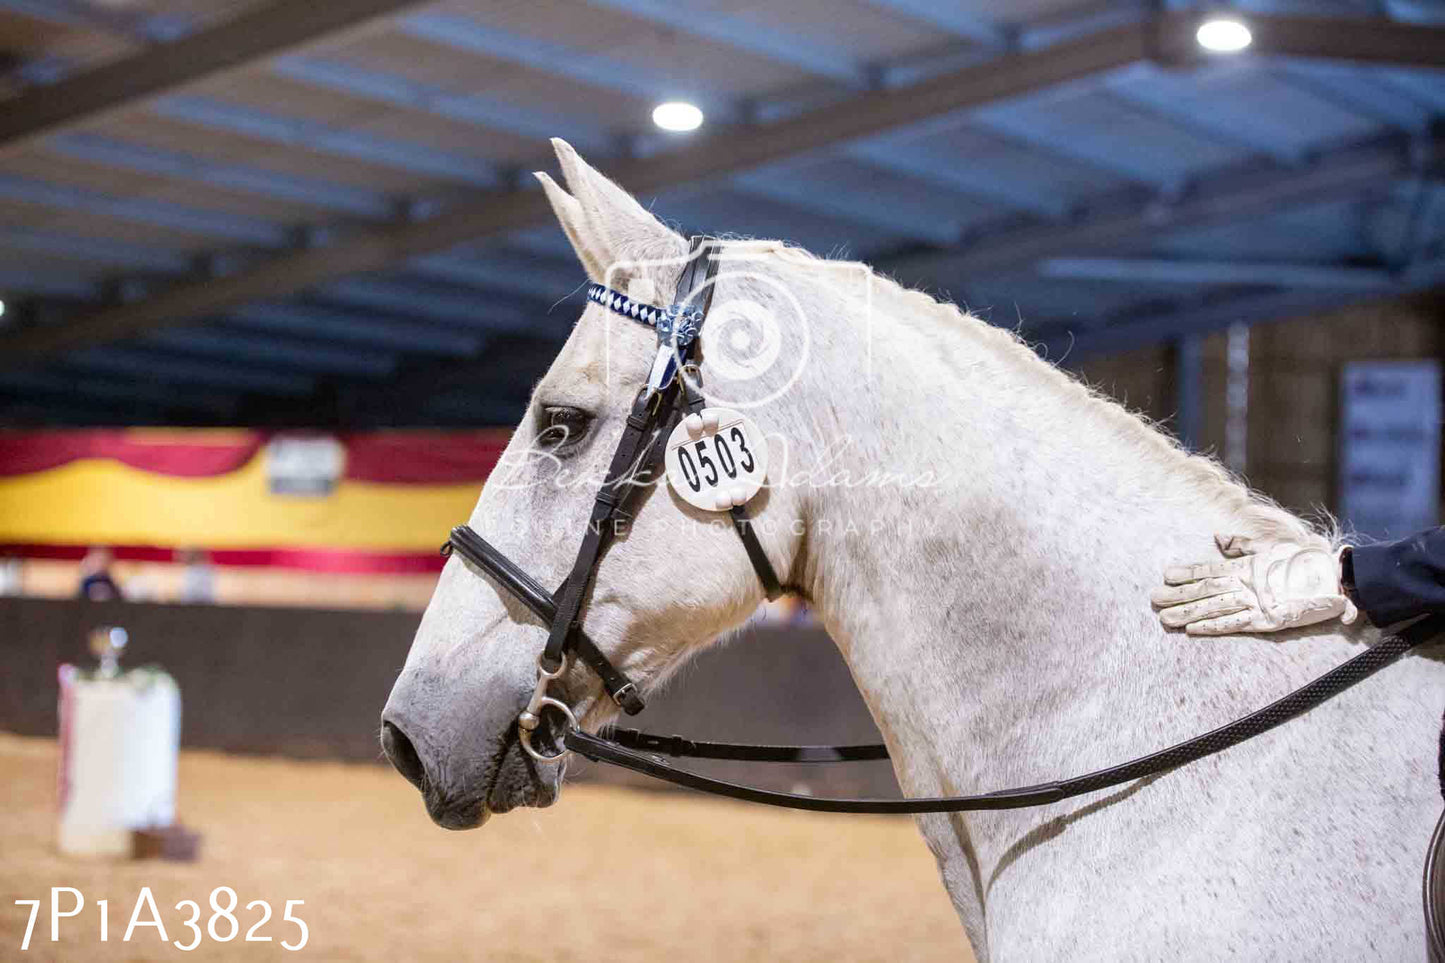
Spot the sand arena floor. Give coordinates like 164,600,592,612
1,734,967,961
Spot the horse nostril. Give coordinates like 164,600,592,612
381,721,426,790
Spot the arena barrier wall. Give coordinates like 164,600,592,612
0,598,901,797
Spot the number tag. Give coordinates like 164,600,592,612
664,407,768,512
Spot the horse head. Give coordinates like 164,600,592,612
380,140,805,828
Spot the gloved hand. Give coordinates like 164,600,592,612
1152,534,1358,635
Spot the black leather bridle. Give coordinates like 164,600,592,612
443,233,1443,815
443,236,782,758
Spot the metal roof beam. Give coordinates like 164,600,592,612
580,0,870,86
394,12,681,105
5,13,1443,365
145,326,399,378
1096,80,1306,167
732,170,962,243
270,53,950,238
408,251,583,301
1277,59,1438,132
0,0,174,42
0,226,189,272
47,132,393,217
0,15,1153,362
150,96,500,186
227,302,484,357
321,278,539,334
1037,257,1397,290
0,173,289,245
854,0,1009,47
884,130,1444,282
0,267,100,299
842,141,1070,218
269,56,613,155
1019,0,1151,50
0,0,432,160
1227,13,1445,68
1040,256,1445,358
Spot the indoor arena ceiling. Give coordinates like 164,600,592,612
0,0,1442,426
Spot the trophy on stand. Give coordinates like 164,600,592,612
57,626,192,859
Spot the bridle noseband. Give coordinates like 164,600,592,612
442,234,1443,816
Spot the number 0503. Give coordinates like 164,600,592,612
675,426,757,493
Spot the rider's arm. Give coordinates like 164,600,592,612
1346,527,1445,626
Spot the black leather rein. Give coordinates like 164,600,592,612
562,617,1442,814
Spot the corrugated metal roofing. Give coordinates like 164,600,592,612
0,0,1441,425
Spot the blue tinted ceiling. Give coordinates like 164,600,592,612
0,0,1441,425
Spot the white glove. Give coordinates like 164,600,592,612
1151,534,1358,636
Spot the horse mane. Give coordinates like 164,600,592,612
695,235,1325,550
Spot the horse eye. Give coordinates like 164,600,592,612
538,405,592,452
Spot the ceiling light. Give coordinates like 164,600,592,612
652,101,703,133
0,299,6,319
1196,17,1252,53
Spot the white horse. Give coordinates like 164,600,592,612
383,139,1444,961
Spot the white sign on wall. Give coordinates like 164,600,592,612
266,435,346,496
1338,360,1441,539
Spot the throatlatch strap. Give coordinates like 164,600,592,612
677,371,785,600
730,506,783,600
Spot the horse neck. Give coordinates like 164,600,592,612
776,290,1357,815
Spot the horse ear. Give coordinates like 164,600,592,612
535,170,607,282
549,138,683,284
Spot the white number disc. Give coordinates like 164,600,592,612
664,407,768,512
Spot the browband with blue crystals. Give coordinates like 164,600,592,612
586,281,705,350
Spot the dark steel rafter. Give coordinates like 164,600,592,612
2,13,1443,367
0,0,432,160
1041,255,1445,360
879,129,1445,283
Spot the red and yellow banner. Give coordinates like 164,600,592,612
0,429,509,483
0,429,512,570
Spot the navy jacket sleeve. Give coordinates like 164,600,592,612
1349,526,1445,626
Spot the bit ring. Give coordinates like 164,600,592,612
519,697,578,762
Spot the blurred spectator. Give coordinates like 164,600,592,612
0,553,21,596
178,548,217,604
127,572,159,603
78,547,123,601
